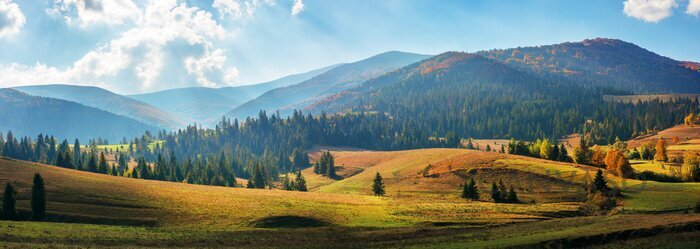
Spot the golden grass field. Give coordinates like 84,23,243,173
1,148,699,248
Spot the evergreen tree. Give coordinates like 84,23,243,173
573,136,591,165
372,172,385,196
295,171,307,192
592,169,608,194
73,139,81,167
558,144,570,162
31,173,46,221
490,182,501,203
2,183,17,220
98,152,108,174
87,152,98,173
252,162,266,189
283,174,294,190
462,178,479,200
506,186,518,203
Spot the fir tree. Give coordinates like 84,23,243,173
592,169,608,194
491,182,501,203
98,152,108,174
87,152,98,173
31,173,46,221
283,174,294,190
506,186,519,203
2,183,17,220
372,172,385,196
295,171,307,192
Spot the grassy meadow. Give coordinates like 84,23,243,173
1,148,699,248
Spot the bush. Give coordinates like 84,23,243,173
579,192,617,215
635,171,682,182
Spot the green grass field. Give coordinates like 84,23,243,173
1,148,699,248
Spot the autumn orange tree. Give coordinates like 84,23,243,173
685,113,700,125
654,139,668,162
604,149,635,178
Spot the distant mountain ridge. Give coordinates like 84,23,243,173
14,84,185,129
0,88,157,141
476,38,700,93
130,64,339,125
226,51,432,120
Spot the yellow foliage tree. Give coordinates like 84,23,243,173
654,139,668,162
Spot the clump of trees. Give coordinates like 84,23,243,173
507,138,570,162
461,178,479,200
580,170,618,215
313,151,337,179
684,113,700,126
490,179,519,203
680,152,700,182
282,171,307,192
654,139,668,162
1,174,47,221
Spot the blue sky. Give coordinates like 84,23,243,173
0,0,698,94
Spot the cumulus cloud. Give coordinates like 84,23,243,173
1,0,239,93
623,0,678,22
688,0,700,15
291,0,304,16
48,0,140,27
0,0,26,38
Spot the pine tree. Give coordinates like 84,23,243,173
87,152,98,173
506,186,518,203
2,183,17,220
73,139,81,167
98,152,108,174
283,174,294,190
558,144,570,162
295,171,307,192
490,182,501,203
592,169,608,194
252,162,266,189
31,173,46,221
372,172,385,196
461,178,479,200
461,179,470,199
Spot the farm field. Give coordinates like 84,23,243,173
2,148,697,248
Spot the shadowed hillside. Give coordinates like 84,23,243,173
0,89,157,141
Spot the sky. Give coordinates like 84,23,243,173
0,0,698,94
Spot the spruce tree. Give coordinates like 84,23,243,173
372,172,385,196
593,169,608,194
87,153,98,173
295,171,307,192
98,152,108,174
468,178,479,200
31,173,46,221
283,174,294,190
490,182,501,203
506,186,518,203
2,183,17,220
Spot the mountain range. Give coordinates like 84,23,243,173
2,38,699,142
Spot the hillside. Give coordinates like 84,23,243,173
1,149,699,248
14,85,185,129
226,51,431,120
0,89,157,141
130,65,337,125
477,38,700,93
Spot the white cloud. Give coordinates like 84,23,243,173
223,67,240,84
1,0,236,93
688,0,700,15
623,0,678,23
48,0,140,27
291,0,304,16
0,0,25,38
213,0,275,19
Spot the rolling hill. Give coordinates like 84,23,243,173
14,84,185,129
129,65,338,125
0,88,157,141
1,148,699,248
226,51,432,120
477,38,700,93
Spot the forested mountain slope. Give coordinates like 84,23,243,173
476,38,700,93
0,88,157,141
15,84,184,129
226,51,431,120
